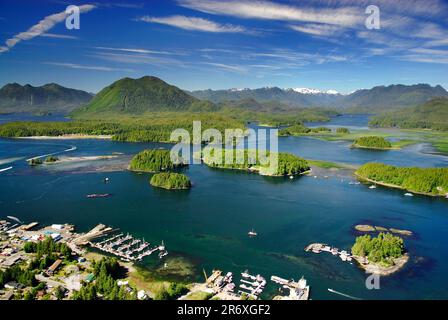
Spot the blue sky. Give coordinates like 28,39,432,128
0,0,447,93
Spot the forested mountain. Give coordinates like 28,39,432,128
0,83,92,113
72,76,215,116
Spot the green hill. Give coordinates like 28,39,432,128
72,76,215,117
369,97,448,131
0,83,92,113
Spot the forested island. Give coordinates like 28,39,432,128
150,173,191,190
356,162,448,196
129,149,186,173
351,233,407,275
201,148,310,176
352,136,393,150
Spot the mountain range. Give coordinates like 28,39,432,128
1,77,447,115
190,84,448,111
0,83,93,113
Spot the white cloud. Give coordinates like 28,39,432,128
44,62,134,72
290,23,344,36
138,15,246,33
94,46,177,55
203,62,247,72
1,4,96,53
40,33,78,40
178,0,363,27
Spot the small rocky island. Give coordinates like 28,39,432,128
351,233,408,275
150,172,191,190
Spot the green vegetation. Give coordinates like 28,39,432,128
72,76,214,116
0,112,246,143
278,124,332,136
129,149,186,172
352,136,392,149
352,233,405,267
150,172,191,190
0,264,37,288
28,158,43,166
306,159,355,169
356,162,448,196
44,156,59,163
154,282,188,300
369,97,448,131
23,237,72,259
336,127,350,134
202,148,310,176
72,257,135,300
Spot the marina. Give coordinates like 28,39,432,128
238,270,267,300
305,243,353,262
90,232,168,262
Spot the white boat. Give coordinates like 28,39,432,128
369,185,377,189
248,229,258,237
404,193,414,197
289,175,294,180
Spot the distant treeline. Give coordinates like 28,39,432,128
356,162,448,196
369,97,448,131
278,124,349,136
0,113,246,143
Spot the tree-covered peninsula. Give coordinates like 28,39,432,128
356,162,448,196
278,124,331,136
150,172,191,190
352,233,407,273
352,136,392,149
201,148,310,176
129,149,186,173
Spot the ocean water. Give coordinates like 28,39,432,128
0,114,447,300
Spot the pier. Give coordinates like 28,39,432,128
271,275,310,300
305,242,353,262
238,270,266,300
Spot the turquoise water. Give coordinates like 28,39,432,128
0,114,447,300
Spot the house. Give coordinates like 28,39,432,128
46,259,62,276
4,281,20,290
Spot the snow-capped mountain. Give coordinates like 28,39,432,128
290,87,341,95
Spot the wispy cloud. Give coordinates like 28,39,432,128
202,62,247,73
290,23,344,36
178,0,363,27
40,33,78,40
137,15,246,33
92,51,186,68
1,4,96,54
44,61,134,72
94,46,179,55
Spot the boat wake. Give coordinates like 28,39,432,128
328,288,362,300
26,145,77,162
0,166,13,173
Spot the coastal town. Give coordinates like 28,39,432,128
0,217,310,301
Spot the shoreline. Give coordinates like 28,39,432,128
353,254,409,276
17,134,112,140
355,172,446,197
351,143,398,150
